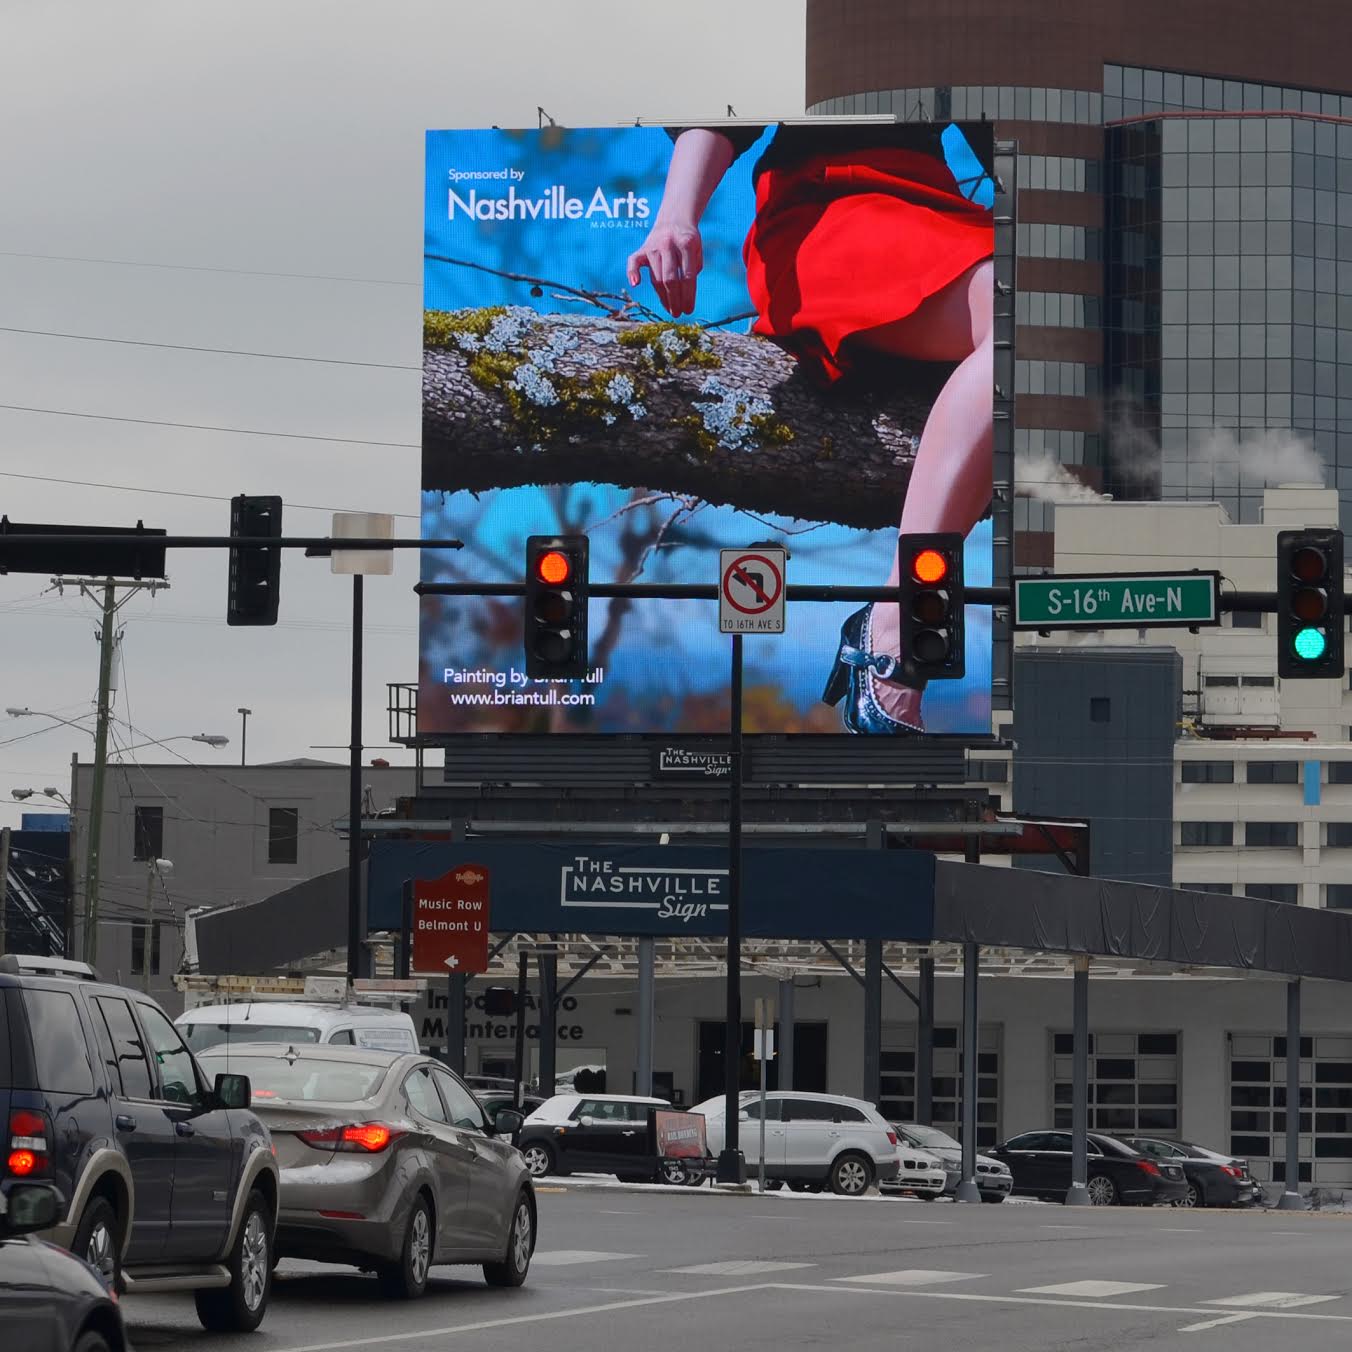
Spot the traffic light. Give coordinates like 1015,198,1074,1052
483,987,517,1017
897,532,965,682
227,495,282,626
1277,528,1344,678
524,534,589,679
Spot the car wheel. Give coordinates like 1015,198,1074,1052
74,1332,113,1352
1177,1181,1203,1208
72,1196,120,1289
1086,1175,1118,1207
194,1189,273,1332
484,1192,533,1288
522,1142,556,1178
378,1194,434,1300
830,1153,874,1197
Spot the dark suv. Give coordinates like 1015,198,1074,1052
0,954,280,1332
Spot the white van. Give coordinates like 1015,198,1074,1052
176,1000,419,1055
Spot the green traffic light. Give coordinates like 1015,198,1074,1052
1294,626,1328,661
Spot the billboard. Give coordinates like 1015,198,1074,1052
421,120,995,736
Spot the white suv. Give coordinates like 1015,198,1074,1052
693,1090,904,1196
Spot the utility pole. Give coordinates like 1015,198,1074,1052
47,575,169,967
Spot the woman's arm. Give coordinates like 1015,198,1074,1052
626,129,737,317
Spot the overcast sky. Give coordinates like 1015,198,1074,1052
0,1,805,828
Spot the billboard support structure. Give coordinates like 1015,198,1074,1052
717,632,747,1185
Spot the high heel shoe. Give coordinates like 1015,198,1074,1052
820,604,925,735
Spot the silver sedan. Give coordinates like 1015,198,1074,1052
197,1043,535,1298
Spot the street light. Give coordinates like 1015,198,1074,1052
237,707,252,767
10,789,34,802
111,733,231,759
142,857,173,993
43,788,71,806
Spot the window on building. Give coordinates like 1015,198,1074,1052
1185,882,1234,894
1090,697,1111,722
1245,822,1300,848
133,805,164,862
131,921,161,977
1327,823,1352,847
1246,884,1299,904
1327,885,1352,909
1181,822,1234,846
967,759,1008,784
1329,763,1352,785
268,807,299,865
1248,761,1300,785
1181,762,1235,784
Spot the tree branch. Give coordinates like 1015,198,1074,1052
423,308,951,531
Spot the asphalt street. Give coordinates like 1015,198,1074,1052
122,1186,1352,1352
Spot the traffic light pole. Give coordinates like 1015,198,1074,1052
346,573,364,985
716,632,747,1185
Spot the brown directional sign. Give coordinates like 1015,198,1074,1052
410,864,491,976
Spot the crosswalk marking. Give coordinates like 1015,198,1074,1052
668,1261,815,1277
1180,1313,1260,1332
839,1270,986,1287
1019,1280,1166,1299
531,1250,641,1267
1206,1292,1340,1309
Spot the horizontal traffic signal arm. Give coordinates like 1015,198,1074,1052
0,534,462,550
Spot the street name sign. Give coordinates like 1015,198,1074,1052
719,548,786,634
1013,572,1221,630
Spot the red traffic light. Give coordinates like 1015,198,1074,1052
911,548,949,585
536,550,572,585
1291,546,1326,581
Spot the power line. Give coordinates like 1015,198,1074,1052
0,403,418,450
0,325,420,372
0,471,418,520
0,248,418,289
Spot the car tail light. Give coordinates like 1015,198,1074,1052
1135,1159,1161,1177
886,1131,898,1147
297,1122,402,1153
1221,1164,1244,1179
7,1108,50,1177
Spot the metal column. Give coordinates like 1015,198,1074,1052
1278,979,1306,1211
863,939,882,1106
955,941,981,1203
538,951,558,1096
345,574,365,984
636,936,655,1097
1065,957,1091,1205
916,957,935,1126
777,979,795,1092
445,973,467,1075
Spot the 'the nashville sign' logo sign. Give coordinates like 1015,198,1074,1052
652,745,732,779
560,854,728,924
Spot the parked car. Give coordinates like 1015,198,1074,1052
989,1129,1188,1206
693,1091,904,1196
178,1000,419,1055
0,953,279,1331
890,1123,1013,1201
0,1179,128,1352
197,1043,535,1297
517,1094,695,1183
476,1090,549,1124
1121,1136,1262,1209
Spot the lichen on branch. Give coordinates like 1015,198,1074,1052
422,307,948,530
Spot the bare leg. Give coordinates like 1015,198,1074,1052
852,261,994,725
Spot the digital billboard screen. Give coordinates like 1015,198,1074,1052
421,120,995,736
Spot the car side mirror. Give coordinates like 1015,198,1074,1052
578,1115,596,1127
214,1072,252,1110
492,1107,525,1136
1,1181,63,1236
738,1112,752,1123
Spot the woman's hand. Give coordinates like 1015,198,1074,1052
626,220,703,317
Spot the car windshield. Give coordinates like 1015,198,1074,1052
199,1053,389,1102
181,1022,322,1053
901,1125,959,1150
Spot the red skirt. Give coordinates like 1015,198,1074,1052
743,147,994,385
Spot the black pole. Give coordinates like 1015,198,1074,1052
716,632,746,1185
954,940,981,1202
346,573,364,985
512,952,529,1111
446,973,466,1074
398,879,413,981
538,950,558,1095
917,956,935,1126
1278,979,1306,1210
1066,958,1090,1205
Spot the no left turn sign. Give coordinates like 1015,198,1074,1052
720,548,787,634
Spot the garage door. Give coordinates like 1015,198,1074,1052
1051,1032,1180,1136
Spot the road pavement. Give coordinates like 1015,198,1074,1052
122,1185,1352,1351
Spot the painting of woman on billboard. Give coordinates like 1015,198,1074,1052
419,120,995,738
626,125,993,734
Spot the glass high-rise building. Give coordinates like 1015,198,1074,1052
806,1,1352,563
